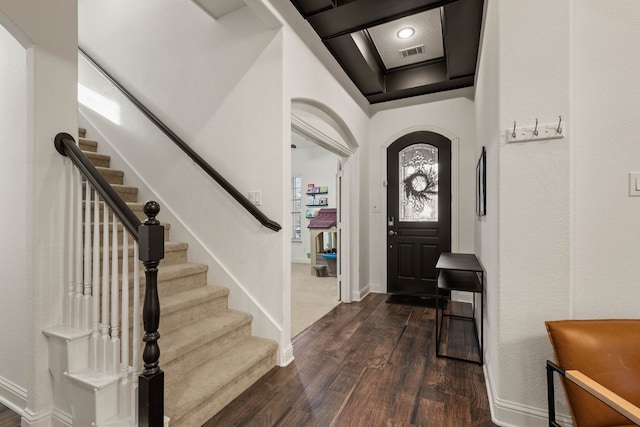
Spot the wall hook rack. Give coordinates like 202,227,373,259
507,117,565,143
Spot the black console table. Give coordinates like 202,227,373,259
435,253,484,364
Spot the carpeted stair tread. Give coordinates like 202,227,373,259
84,151,111,168
95,166,124,185
83,201,170,231
160,285,229,317
162,310,251,361
78,128,87,138
166,336,277,425
162,310,252,382
90,219,172,242
78,137,97,152
109,184,138,202
100,241,187,266
149,262,208,297
157,285,231,335
82,183,138,203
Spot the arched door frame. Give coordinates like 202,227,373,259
380,126,460,293
292,100,358,302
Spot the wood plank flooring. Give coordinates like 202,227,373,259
0,294,495,427
0,403,20,427
205,293,496,427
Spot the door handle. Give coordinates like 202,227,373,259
389,230,397,236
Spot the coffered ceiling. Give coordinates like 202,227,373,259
289,0,484,104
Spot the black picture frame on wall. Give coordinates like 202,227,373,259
476,146,486,216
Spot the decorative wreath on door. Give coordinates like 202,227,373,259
403,170,438,205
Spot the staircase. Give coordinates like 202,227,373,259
78,128,278,426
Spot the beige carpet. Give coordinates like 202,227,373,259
291,263,341,338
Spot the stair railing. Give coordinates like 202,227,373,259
79,47,282,232
55,132,164,427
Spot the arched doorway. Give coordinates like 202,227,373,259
288,99,358,338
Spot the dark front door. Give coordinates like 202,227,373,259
387,131,451,296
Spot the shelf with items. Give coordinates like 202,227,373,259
306,184,329,195
305,183,329,207
305,197,328,207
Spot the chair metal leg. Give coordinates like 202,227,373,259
546,360,564,427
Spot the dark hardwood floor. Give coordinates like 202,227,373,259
0,294,494,427
205,293,496,427
0,403,20,427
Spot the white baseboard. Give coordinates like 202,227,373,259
50,408,72,427
21,407,59,427
351,284,370,302
291,258,310,264
278,343,294,367
483,363,572,427
0,376,26,416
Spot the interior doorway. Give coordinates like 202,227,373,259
290,129,341,338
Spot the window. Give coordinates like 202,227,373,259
399,143,439,222
291,176,302,241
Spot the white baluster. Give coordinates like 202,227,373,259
111,217,120,375
132,242,141,425
65,164,74,326
83,179,92,331
73,169,83,329
91,191,100,370
120,230,131,418
101,207,110,372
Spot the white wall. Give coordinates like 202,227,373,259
78,0,291,360
291,144,339,263
571,1,640,319
284,28,370,299
0,0,77,421
0,22,28,406
368,90,477,294
474,1,640,425
475,1,572,425
473,0,501,419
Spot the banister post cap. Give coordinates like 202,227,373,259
143,201,160,225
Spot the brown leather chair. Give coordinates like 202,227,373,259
546,320,640,427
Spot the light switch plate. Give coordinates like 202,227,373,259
248,191,261,205
629,173,640,196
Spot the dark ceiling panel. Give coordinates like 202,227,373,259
291,0,335,16
290,0,484,103
367,75,474,103
325,35,385,95
385,62,448,92
307,0,460,39
442,0,483,79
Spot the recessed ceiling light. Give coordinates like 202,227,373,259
396,27,415,39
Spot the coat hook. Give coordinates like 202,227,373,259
557,115,563,134
533,118,539,136
512,121,517,139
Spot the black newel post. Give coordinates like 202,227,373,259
138,201,165,427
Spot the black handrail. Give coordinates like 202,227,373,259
55,132,142,238
78,47,282,232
